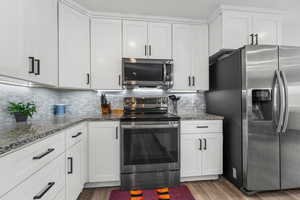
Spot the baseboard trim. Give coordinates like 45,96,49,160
180,175,220,182
84,175,220,188
84,181,120,188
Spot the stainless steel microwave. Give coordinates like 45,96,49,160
122,58,174,89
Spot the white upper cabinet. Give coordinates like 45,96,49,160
59,3,90,89
252,14,282,45
91,18,122,90
123,20,148,58
209,6,283,56
222,12,252,50
148,22,172,59
0,0,58,86
28,0,58,86
0,0,26,80
173,24,209,91
123,20,172,59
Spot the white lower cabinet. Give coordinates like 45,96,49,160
66,142,82,200
181,120,223,180
65,123,88,200
1,154,65,200
88,122,120,183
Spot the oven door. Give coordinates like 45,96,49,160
122,58,173,88
120,121,180,173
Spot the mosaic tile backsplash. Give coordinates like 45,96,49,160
0,84,206,128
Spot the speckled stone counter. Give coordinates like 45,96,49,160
0,114,122,157
179,113,224,121
0,113,223,157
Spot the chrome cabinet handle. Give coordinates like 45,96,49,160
197,126,208,129
188,76,191,87
34,59,40,75
149,45,152,56
250,34,254,45
72,132,82,138
116,127,119,140
203,138,207,150
33,182,55,199
255,34,259,45
118,75,121,86
28,57,35,74
86,73,90,85
199,139,202,150
280,70,289,133
67,157,73,174
33,148,55,160
144,45,147,56
192,76,195,86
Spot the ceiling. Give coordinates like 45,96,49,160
73,0,300,20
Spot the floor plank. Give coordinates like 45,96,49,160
78,179,300,200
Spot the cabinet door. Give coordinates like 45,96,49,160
81,125,88,186
191,25,209,91
89,122,120,182
252,14,282,45
148,22,172,59
223,12,252,49
29,0,58,86
66,143,82,200
123,20,148,58
202,134,223,176
172,24,192,90
0,0,27,80
59,3,90,89
181,134,202,177
91,19,122,90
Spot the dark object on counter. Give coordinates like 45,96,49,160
8,102,37,122
101,94,111,114
13,112,28,122
101,104,111,115
168,95,180,114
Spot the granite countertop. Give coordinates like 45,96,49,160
0,114,123,157
0,113,223,157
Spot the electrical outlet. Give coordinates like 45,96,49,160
232,168,237,179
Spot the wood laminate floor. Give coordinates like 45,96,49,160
78,179,300,200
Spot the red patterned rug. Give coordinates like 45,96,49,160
109,185,195,200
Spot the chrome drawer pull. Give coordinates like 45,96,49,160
33,148,55,160
33,182,55,199
196,126,208,129
72,132,82,138
199,139,202,150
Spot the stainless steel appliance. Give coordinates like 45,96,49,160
207,45,300,193
120,97,180,190
122,58,173,89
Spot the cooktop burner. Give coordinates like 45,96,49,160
121,113,180,122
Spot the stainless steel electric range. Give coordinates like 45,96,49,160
120,97,180,190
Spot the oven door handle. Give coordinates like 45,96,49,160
121,124,179,129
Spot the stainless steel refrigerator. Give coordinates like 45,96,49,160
207,45,300,193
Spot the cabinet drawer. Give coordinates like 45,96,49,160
0,132,65,197
53,188,65,200
1,154,65,200
66,123,86,149
181,120,222,134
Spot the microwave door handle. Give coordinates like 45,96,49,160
163,64,167,82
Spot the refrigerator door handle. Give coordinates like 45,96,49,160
280,70,289,133
272,70,285,133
